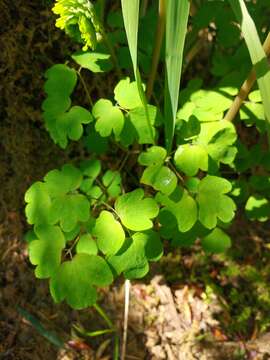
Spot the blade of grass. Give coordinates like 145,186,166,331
121,0,155,143
121,0,140,76
17,306,64,348
73,324,115,337
146,0,166,100
229,0,270,136
94,303,114,328
165,0,190,152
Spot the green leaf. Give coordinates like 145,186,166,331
93,211,125,255
193,90,232,114
197,176,236,229
102,170,122,198
44,64,77,97
72,51,112,72
84,124,108,154
108,237,148,279
229,0,270,134
128,105,157,144
134,231,163,262
138,146,167,166
174,144,208,176
76,234,98,255
165,0,190,151
245,195,270,222
44,164,82,197
115,189,159,231
64,224,81,242
156,188,197,232
114,78,142,109
202,228,231,253
50,194,90,232
80,159,101,183
141,165,177,195
29,225,65,279
197,121,237,165
50,254,113,309
55,106,93,148
25,182,52,225
93,99,124,138
42,96,71,116
108,230,162,279
249,176,270,192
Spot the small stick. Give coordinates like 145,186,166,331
121,279,130,360
224,32,270,122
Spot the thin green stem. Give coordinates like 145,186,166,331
101,28,122,78
77,68,93,107
146,0,166,100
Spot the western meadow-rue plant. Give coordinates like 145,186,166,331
24,0,270,310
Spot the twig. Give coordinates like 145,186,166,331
146,0,166,100
224,32,270,122
121,279,130,360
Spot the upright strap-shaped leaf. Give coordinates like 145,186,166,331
121,0,140,75
229,0,270,135
165,0,190,151
121,0,155,143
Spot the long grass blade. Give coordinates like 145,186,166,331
121,0,140,75
229,0,270,136
121,0,155,143
17,306,64,348
165,0,190,152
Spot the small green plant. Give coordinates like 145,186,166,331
25,0,270,312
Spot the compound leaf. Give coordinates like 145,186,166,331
29,225,65,279
50,254,113,309
50,194,90,232
115,189,159,231
174,144,208,176
93,99,124,138
134,231,163,262
80,159,101,183
25,182,52,226
56,106,93,148
156,188,197,232
76,234,98,255
202,228,231,253
108,230,162,279
245,195,270,222
197,176,236,229
197,121,237,165
141,165,177,195
44,164,82,197
44,64,77,97
128,105,157,144
93,211,125,255
102,170,122,198
114,78,142,109
138,146,167,166
72,51,112,72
